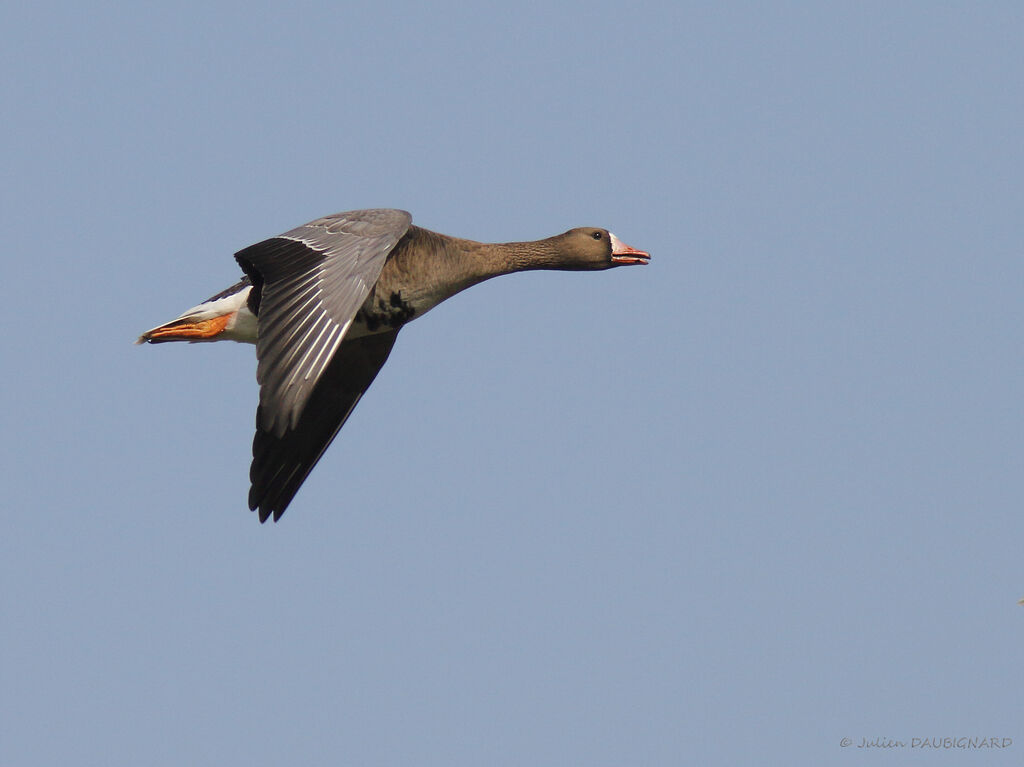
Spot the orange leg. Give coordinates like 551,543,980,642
140,313,234,343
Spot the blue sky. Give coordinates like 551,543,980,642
2,2,1022,765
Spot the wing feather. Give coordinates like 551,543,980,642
235,208,411,436
248,329,400,521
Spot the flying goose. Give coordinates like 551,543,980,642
139,209,649,521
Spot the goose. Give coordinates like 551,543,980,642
138,209,649,521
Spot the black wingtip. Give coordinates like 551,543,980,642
250,490,287,523
250,505,286,523
250,494,278,523
243,330,400,526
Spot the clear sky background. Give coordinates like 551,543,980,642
2,2,1022,765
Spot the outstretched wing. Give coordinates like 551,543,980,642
248,329,400,522
235,208,412,437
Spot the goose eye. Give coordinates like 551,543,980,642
592,231,603,240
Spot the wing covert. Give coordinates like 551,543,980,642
235,209,411,436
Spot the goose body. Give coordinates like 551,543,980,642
139,209,649,522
